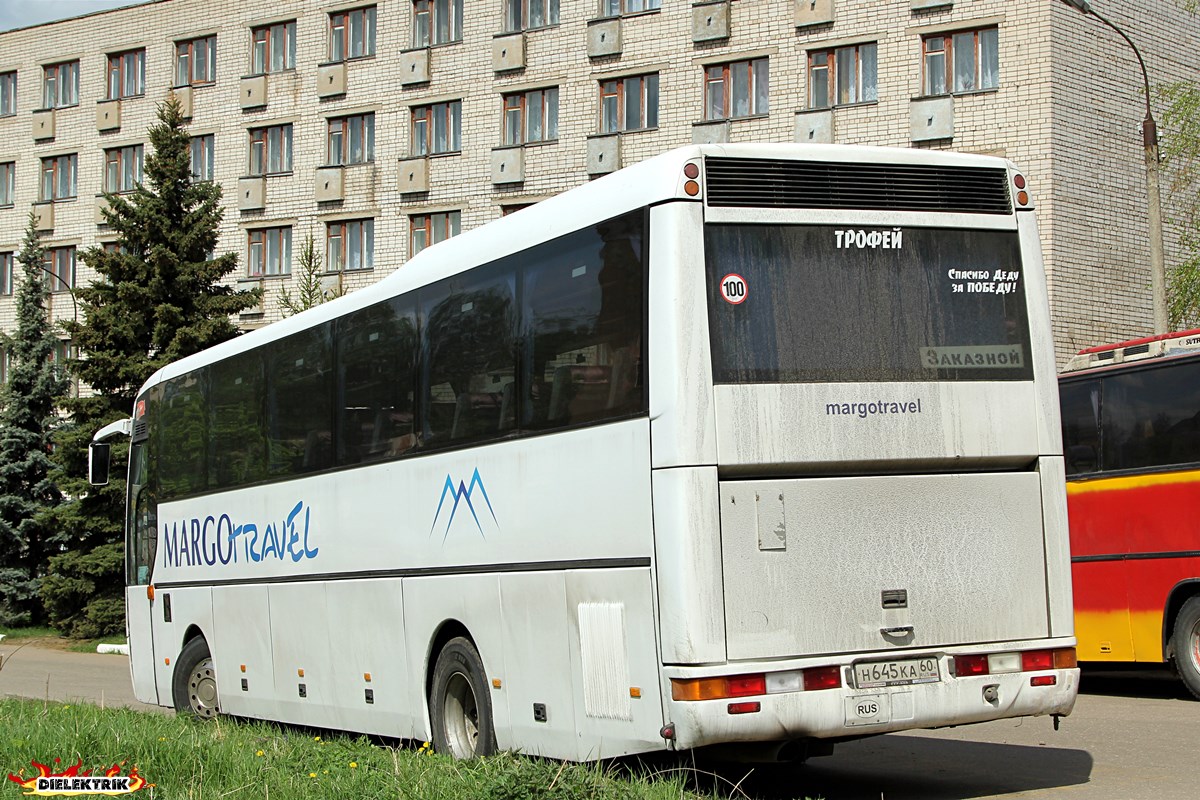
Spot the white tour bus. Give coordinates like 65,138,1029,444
92,144,1078,762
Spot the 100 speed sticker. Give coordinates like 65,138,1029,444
719,273,748,305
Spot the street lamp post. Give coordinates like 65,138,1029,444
1060,0,1168,334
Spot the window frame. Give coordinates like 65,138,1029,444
40,154,77,202
247,226,293,277
922,27,1000,97
502,87,559,145
411,100,462,156
600,0,661,17
104,144,144,194
410,211,460,256
807,41,878,109
0,71,15,117
190,134,215,182
44,246,75,294
503,0,559,32
599,72,659,133
106,49,146,100
0,252,13,296
0,161,13,206
248,124,294,176
412,0,463,48
176,35,216,87
327,218,375,272
329,6,377,61
42,61,79,109
251,20,297,75
704,57,769,121
327,113,375,166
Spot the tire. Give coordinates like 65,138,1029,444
172,637,220,720
429,637,496,758
1172,597,1200,701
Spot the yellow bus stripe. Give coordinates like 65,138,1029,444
1066,468,1200,496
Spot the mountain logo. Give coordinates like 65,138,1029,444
430,468,498,542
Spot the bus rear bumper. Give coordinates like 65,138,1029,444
666,668,1079,751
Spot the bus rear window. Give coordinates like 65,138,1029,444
705,225,1033,383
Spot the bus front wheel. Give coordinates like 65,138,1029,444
1172,597,1200,700
430,637,496,758
172,637,220,720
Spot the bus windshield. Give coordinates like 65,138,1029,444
705,225,1033,383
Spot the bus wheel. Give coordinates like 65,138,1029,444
172,637,220,720
430,637,496,758
1173,597,1200,700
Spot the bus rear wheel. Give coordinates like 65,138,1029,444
430,637,496,758
1172,597,1200,701
172,637,220,720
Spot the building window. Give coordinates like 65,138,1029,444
251,20,297,75
104,145,143,193
327,113,375,165
601,0,660,16
808,42,877,109
600,73,658,133
410,211,459,256
413,0,462,47
248,227,292,277
0,162,13,206
330,6,376,61
0,252,12,295
45,246,75,293
500,203,534,216
923,28,999,96
42,61,79,109
0,72,15,117
327,219,374,272
190,134,215,182
0,347,7,384
412,100,461,155
504,0,558,32
705,58,768,120
40,154,77,201
503,87,558,145
176,36,216,87
249,124,293,176
107,49,145,100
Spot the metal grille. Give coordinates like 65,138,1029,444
705,157,1013,214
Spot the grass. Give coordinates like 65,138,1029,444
0,626,60,641
0,699,728,800
0,626,126,654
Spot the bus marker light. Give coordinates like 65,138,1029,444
492,678,502,689
802,666,842,691
684,180,700,196
1017,191,1030,205
1021,650,1054,671
164,658,170,666
1031,675,1057,687
954,655,989,677
240,664,246,673
987,653,1021,674
629,687,642,698
364,673,371,682
147,585,155,601
683,162,700,179
1014,174,1026,189
297,668,305,678
728,702,760,715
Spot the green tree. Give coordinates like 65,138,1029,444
278,233,344,317
0,213,69,626
39,93,260,637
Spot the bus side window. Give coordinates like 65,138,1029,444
1060,379,1100,475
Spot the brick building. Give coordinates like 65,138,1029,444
0,0,1196,371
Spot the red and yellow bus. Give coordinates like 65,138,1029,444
1059,329,1200,698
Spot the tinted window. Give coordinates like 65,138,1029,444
1101,359,1200,472
706,226,1032,383
421,262,518,447
267,324,334,476
523,212,644,429
338,298,418,464
158,370,208,500
1060,379,1100,476
208,351,266,489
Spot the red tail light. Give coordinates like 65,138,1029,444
802,665,842,691
726,674,767,697
954,655,989,676
1022,650,1054,671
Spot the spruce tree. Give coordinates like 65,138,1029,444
278,233,344,317
0,213,69,626
40,93,260,637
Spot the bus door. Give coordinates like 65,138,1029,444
125,430,160,704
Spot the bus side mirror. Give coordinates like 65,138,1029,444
89,442,112,486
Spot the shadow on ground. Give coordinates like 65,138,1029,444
1078,662,1194,701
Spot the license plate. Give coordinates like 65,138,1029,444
853,657,941,689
